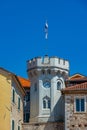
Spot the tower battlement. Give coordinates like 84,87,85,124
27,55,69,71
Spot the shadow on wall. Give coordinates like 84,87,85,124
43,95,65,130
22,95,65,130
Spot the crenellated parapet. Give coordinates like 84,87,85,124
27,55,69,71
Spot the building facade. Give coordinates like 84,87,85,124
18,76,30,122
0,68,25,130
62,81,87,130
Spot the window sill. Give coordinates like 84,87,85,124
74,111,86,114
42,108,50,110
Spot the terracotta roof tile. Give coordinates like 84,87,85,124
18,76,30,88
64,82,87,91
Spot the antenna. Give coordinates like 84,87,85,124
44,20,48,39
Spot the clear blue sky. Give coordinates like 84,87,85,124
0,0,87,78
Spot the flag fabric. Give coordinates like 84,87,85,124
45,21,48,39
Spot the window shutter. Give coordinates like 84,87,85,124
81,99,85,111
18,126,20,130
18,97,20,110
12,120,14,130
76,99,80,112
12,89,15,103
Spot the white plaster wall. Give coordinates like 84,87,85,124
28,56,69,123
29,77,39,122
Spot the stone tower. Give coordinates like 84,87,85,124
27,55,69,123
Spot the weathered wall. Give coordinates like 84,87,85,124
65,94,87,130
11,79,24,130
22,122,64,130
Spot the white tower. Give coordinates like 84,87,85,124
27,55,69,123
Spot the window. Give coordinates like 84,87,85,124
26,92,30,101
18,97,20,110
75,98,85,112
43,100,46,108
43,97,51,109
18,126,20,130
24,113,29,122
12,89,15,103
12,120,14,130
57,81,61,90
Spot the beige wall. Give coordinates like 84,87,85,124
0,69,24,130
0,71,11,130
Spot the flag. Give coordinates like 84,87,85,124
45,21,48,39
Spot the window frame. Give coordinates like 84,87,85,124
43,97,51,109
57,79,63,90
74,96,86,113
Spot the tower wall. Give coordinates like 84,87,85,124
27,55,69,123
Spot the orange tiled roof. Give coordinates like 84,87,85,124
66,77,87,82
18,76,30,88
69,74,85,80
64,82,87,91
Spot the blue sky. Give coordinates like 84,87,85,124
0,0,87,78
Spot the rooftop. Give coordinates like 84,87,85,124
18,76,30,88
62,82,87,94
65,82,87,91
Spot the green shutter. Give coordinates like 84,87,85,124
18,97,20,110
18,126,20,130
12,89,15,103
12,120,14,130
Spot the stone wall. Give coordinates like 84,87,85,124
22,122,64,130
11,79,24,130
65,94,87,130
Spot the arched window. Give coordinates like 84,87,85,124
57,82,61,90
43,96,51,109
43,100,46,108
57,80,63,90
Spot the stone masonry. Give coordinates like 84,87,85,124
65,94,87,130
22,122,64,130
